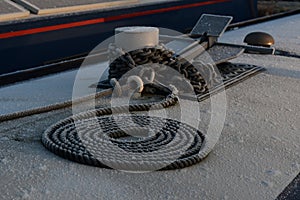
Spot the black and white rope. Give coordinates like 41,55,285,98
42,92,209,170
41,45,264,170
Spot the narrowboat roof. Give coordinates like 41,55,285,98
0,0,232,23
0,13,299,199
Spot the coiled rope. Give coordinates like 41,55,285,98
42,91,209,171
41,44,264,170
42,44,213,170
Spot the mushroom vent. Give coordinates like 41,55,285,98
244,32,275,47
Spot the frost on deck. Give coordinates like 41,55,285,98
1,0,169,17
0,14,300,200
13,0,139,15
0,0,29,21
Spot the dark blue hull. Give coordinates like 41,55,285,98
0,0,257,75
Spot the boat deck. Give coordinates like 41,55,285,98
0,0,29,21
13,0,138,15
0,14,299,200
0,0,170,21
1,0,257,76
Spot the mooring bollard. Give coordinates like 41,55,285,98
115,26,159,51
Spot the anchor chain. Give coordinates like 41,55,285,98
107,43,220,95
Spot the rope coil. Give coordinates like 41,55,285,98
42,91,209,171
41,44,264,170
42,44,213,170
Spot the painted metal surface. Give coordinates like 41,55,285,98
0,0,29,22
0,0,257,75
0,14,299,200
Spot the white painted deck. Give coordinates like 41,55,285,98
0,0,29,22
0,14,299,200
13,0,139,15
0,0,172,20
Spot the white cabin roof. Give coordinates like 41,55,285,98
0,14,299,200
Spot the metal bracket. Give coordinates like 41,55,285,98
190,14,233,47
